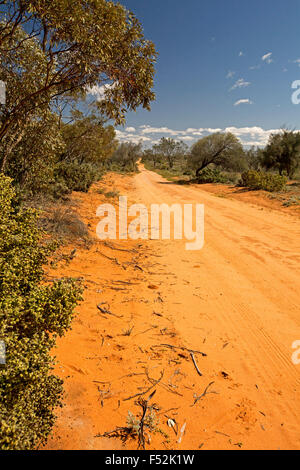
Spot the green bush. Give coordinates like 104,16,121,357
0,175,83,450
222,171,241,185
54,160,102,193
196,167,228,184
240,170,287,192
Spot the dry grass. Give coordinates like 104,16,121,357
41,206,90,244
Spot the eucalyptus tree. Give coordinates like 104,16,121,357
261,130,300,178
189,132,243,176
0,0,157,170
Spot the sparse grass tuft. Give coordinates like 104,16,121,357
41,207,90,243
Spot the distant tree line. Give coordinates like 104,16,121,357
141,130,300,185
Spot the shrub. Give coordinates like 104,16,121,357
104,190,120,199
54,160,102,193
0,175,83,450
222,172,241,185
195,167,228,184
49,180,71,200
240,170,287,192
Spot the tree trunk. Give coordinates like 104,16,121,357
1,128,26,172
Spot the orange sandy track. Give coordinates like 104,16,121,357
45,166,300,451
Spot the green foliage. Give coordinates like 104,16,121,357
52,115,117,194
195,167,228,184
245,146,263,171
142,138,188,170
55,160,102,193
0,1,157,195
4,113,64,196
0,1,157,166
0,175,83,449
152,138,188,169
261,130,300,178
240,170,287,192
107,142,142,172
189,132,244,176
60,115,117,166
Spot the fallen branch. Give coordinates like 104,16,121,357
104,241,138,253
96,426,135,442
123,370,164,402
112,280,140,286
190,352,203,377
97,304,123,318
192,382,218,407
98,251,120,265
134,326,158,337
152,343,207,357
145,369,183,397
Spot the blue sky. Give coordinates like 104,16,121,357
108,0,300,147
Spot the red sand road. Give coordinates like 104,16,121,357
45,167,300,450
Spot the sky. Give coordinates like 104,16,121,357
96,0,300,147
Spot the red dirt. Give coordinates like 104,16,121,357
45,167,300,451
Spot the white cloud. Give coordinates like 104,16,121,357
249,65,261,70
115,129,151,144
203,127,222,133
189,131,203,136
140,125,183,136
234,98,253,106
116,125,299,148
226,70,235,79
183,127,222,135
86,82,116,101
262,52,273,64
180,136,195,141
116,124,299,147
223,126,290,146
239,51,244,57
125,127,136,132
230,78,251,91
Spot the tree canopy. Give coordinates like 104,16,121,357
189,132,244,176
0,0,157,170
152,137,188,169
261,129,300,178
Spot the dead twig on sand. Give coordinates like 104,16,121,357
97,251,120,265
134,264,144,272
152,343,207,357
134,325,158,337
215,430,231,438
97,390,157,449
122,326,134,336
145,369,183,397
137,390,156,450
112,279,140,286
192,382,218,407
190,352,203,377
97,303,123,318
93,372,145,386
96,426,135,442
109,287,129,291
123,370,164,402
104,241,138,253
